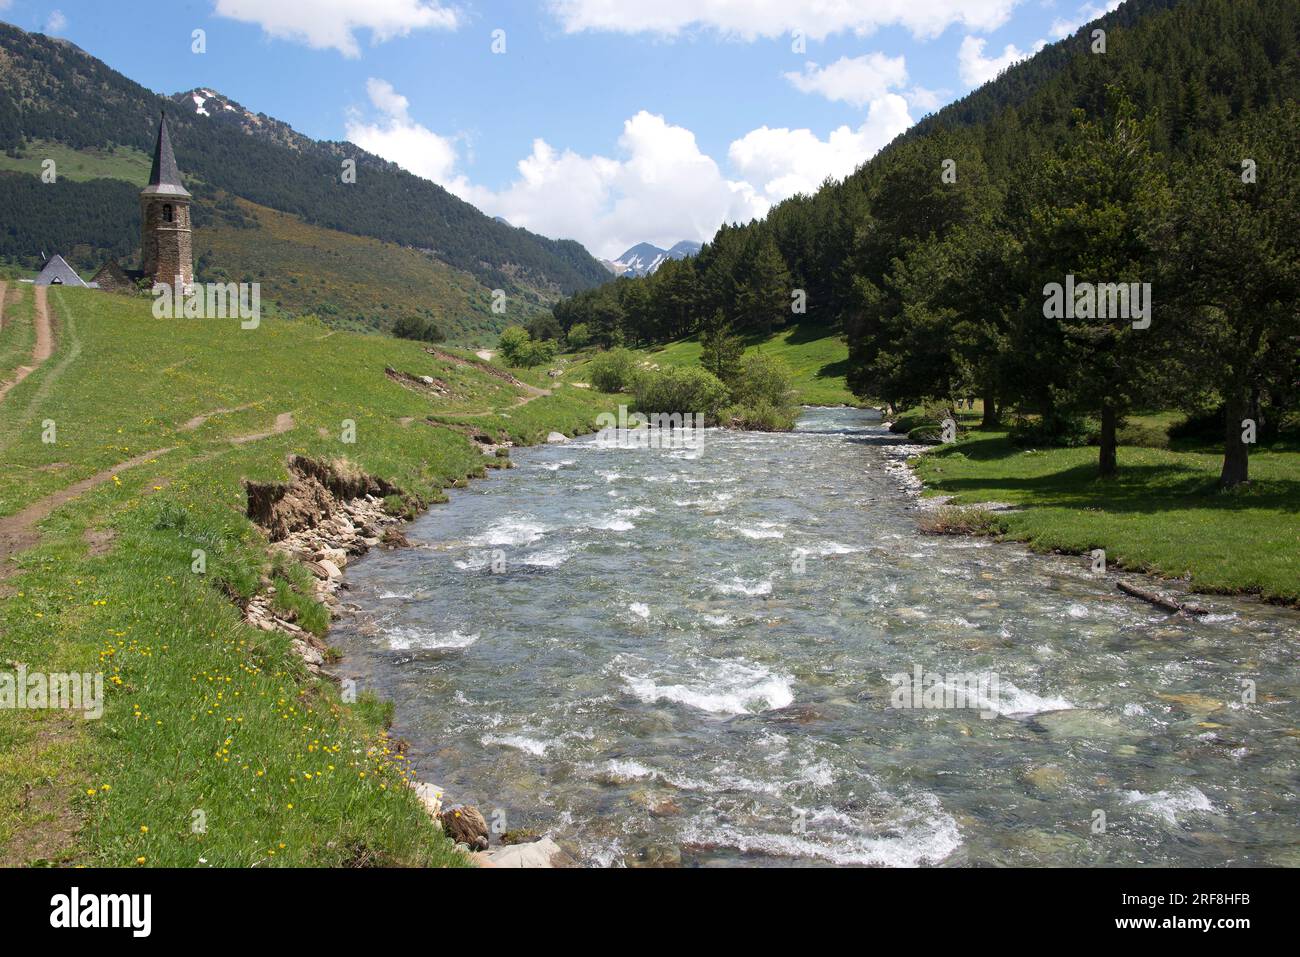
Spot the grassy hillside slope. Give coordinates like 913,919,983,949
196,197,553,343
0,286,614,866
636,324,859,406
0,138,152,183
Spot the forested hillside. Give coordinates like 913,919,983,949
0,21,609,301
553,0,1299,486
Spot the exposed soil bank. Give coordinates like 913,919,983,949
239,440,569,867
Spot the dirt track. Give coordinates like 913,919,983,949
0,285,54,404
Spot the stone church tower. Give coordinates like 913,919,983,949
140,112,193,287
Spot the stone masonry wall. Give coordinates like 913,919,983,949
140,198,194,287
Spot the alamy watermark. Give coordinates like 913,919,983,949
888,665,1000,719
1,665,104,719
595,404,706,451
152,277,260,329
1043,274,1151,330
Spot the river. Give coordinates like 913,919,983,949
330,407,1300,867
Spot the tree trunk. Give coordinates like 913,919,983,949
1220,392,1251,488
981,386,1000,428
1099,401,1118,479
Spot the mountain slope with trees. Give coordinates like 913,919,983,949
553,0,1299,487
0,21,610,322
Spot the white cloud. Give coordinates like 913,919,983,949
905,86,945,113
957,35,1040,86
212,0,459,57
549,0,1023,40
345,80,913,259
344,78,461,184
345,83,767,257
1050,1,1123,39
460,112,770,259
44,9,68,34
728,95,913,203
784,53,909,108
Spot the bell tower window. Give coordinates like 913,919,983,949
162,203,174,223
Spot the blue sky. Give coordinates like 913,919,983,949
1,0,1121,257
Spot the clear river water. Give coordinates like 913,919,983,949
331,407,1300,867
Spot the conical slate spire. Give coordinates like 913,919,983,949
142,111,191,198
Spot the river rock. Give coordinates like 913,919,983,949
1033,709,1127,740
1157,692,1224,716
291,639,324,668
480,836,565,868
1022,765,1068,792
626,844,682,868
413,782,443,818
546,432,569,444
440,805,489,851
317,547,349,567
317,559,343,581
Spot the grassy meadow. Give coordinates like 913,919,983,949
636,324,858,406
0,139,153,184
911,412,1300,604
0,285,616,866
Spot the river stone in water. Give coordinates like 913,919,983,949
441,805,489,851
1033,709,1129,740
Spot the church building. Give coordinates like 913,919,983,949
138,112,193,287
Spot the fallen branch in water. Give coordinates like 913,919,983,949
1117,580,1209,616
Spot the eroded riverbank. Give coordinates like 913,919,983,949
331,407,1300,867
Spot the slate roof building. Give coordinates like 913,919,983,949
91,259,138,293
34,254,89,287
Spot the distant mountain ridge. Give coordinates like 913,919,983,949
0,21,611,304
601,240,703,277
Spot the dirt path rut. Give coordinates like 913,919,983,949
0,285,54,404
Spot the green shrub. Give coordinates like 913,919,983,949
724,399,798,432
729,353,795,408
497,326,556,368
889,401,952,436
1115,421,1171,449
391,314,445,343
566,322,592,351
498,326,532,365
586,347,636,392
633,365,730,422
1009,414,1093,448
721,353,799,431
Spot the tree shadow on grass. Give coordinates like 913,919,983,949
929,462,1300,515
816,358,848,381
930,435,1024,462
782,322,843,346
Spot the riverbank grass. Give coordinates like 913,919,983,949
914,429,1300,604
0,287,617,865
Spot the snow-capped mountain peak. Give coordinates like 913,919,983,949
601,240,703,277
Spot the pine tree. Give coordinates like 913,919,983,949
1168,101,1300,487
1021,90,1172,477
737,233,792,334
700,310,744,386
